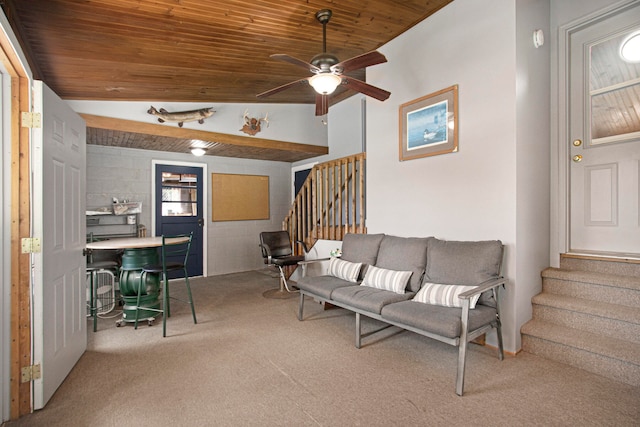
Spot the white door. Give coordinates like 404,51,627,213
569,3,640,256
32,81,87,409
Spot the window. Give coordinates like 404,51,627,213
589,28,640,145
161,172,198,217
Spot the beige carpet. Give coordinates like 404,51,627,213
5,270,639,426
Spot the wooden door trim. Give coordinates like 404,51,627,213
1,38,32,418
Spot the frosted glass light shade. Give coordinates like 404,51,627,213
191,147,206,156
309,74,342,95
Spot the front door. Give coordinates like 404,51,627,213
569,2,640,256
32,81,87,409
155,163,204,277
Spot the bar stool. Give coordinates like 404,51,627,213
135,233,197,337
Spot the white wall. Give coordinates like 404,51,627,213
292,94,366,168
86,144,291,276
514,0,551,353
362,0,551,353
68,100,328,147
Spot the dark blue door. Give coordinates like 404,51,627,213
155,164,204,277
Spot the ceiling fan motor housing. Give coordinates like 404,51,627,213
310,53,340,72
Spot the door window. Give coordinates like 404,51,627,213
589,28,640,146
161,172,198,217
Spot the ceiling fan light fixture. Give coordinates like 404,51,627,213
620,31,640,63
190,147,206,156
309,73,342,95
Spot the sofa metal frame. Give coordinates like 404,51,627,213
298,264,506,396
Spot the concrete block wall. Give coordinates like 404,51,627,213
86,144,292,276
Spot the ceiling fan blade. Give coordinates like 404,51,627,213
256,77,310,98
331,51,387,74
341,76,391,101
315,94,329,116
270,54,320,73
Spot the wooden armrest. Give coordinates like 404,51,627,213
458,277,506,299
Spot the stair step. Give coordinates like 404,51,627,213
532,293,640,343
521,319,640,387
542,267,640,307
560,254,640,277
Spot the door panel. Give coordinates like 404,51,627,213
155,164,204,277
32,81,86,409
569,3,640,256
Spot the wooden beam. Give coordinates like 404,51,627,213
80,113,327,155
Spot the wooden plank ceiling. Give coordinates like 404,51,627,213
1,0,453,162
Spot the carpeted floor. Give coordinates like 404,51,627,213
5,270,640,426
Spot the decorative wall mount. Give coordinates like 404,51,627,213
240,110,269,136
147,106,215,127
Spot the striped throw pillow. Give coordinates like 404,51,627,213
361,265,412,294
327,257,362,283
413,283,480,309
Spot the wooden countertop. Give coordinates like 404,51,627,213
86,236,188,250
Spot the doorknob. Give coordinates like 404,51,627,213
572,139,582,147
573,154,583,162
197,218,204,227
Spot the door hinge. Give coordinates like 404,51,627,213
21,112,42,128
21,364,42,383
21,237,42,253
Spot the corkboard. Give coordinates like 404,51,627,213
211,173,269,221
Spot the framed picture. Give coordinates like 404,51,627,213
399,84,458,161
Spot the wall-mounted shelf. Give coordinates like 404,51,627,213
87,213,139,240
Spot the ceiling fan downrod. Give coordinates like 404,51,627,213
311,10,338,70
316,9,332,54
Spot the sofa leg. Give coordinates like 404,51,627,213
494,288,505,361
456,302,470,396
456,339,467,396
298,292,304,321
355,313,361,349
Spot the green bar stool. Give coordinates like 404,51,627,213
136,233,197,337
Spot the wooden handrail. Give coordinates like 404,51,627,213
284,153,367,254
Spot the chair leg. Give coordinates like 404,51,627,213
88,270,97,333
278,265,298,293
355,313,362,349
162,273,168,338
184,268,197,324
298,292,305,321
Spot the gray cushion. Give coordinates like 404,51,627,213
341,233,385,279
380,300,497,339
296,275,355,300
376,235,431,292
425,238,503,286
331,286,415,314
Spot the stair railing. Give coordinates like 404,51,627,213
284,153,366,254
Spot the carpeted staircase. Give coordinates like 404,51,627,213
521,255,640,387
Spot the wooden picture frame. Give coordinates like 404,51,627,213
399,84,458,161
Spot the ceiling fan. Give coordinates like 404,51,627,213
256,9,391,116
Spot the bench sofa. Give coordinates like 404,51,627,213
296,233,506,396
